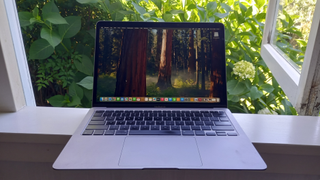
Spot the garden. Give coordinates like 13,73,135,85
16,0,315,115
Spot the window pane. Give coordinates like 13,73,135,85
273,0,316,72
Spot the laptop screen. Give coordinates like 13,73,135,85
92,22,227,108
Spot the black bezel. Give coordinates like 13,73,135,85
92,21,227,108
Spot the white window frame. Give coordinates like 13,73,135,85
0,0,35,112
261,0,320,116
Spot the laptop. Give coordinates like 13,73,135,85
53,21,266,170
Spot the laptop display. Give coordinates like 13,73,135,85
93,22,227,108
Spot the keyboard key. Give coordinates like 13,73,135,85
86,125,109,130
166,121,174,125
176,121,184,125
185,121,194,125
195,121,204,126
154,117,162,121
106,121,116,125
82,130,93,135
125,117,134,120
91,117,105,121
191,126,201,130
116,130,128,135
145,117,153,121
115,117,124,120
209,117,219,121
135,117,143,121
200,117,209,121
104,130,115,135
116,121,126,125
141,125,150,130
206,132,216,136
182,130,194,136
93,130,104,135
161,125,170,130
146,121,155,125
109,125,119,130
136,121,145,125
120,125,129,130
156,121,165,125
151,125,160,130
218,111,226,116
227,132,238,136
93,113,103,117
89,121,105,125
181,126,190,130
219,117,230,122
171,125,180,130
106,116,115,120
126,121,135,125
163,117,172,121
214,122,232,126
173,117,181,121
191,117,200,121
182,117,190,121
195,131,205,136
129,130,181,135
211,126,234,131
204,121,214,125
201,126,211,130
130,125,140,130
216,132,227,136
203,113,212,117
194,113,202,117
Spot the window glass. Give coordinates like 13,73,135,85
273,0,316,72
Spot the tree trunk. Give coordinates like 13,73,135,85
201,30,206,91
114,29,148,97
155,29,163,68
157,29,173,90
188,29,196,79
209,31,223,97
195,30,200,89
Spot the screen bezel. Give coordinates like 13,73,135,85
92,21,227,108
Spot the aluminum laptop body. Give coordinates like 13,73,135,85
53,21,266,170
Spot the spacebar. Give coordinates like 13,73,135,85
129,130,181,135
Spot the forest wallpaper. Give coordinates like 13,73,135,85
96,27,225,102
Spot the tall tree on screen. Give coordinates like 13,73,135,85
157,29,173,90
115,29,148,96
210,31,224,97
188,29,196,79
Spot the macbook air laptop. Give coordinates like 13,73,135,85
53,21,266,170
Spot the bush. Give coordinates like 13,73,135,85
17,0,306,115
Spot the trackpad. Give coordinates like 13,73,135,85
119,137,202,168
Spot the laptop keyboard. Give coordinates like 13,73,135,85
82,110,238,136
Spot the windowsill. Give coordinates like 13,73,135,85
1,106,320,177
1,106,320,146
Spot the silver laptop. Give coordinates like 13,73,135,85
53,21,266,170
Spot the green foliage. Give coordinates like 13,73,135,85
17,0,95,107
18,0,307,115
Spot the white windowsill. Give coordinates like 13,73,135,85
1,106,320,146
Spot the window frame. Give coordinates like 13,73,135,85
261,0,320,116
1,0,35,111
